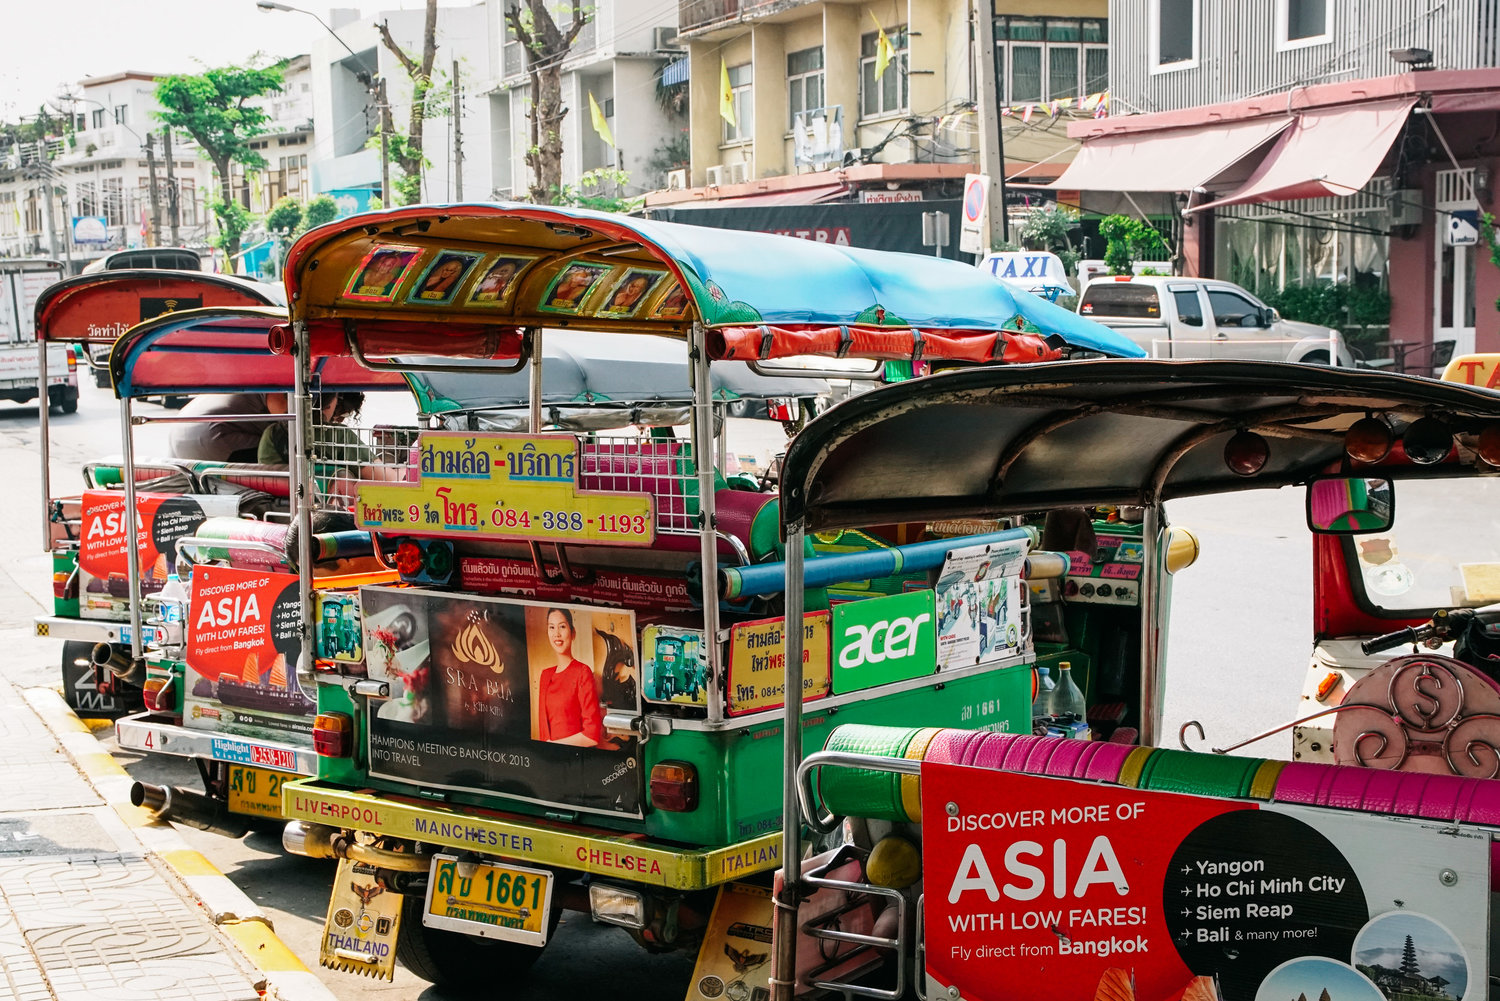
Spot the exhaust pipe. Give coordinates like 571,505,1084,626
92,643,144,686
281,820,429,871
130,781,250,838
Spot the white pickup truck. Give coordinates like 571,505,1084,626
1077,276,1351,366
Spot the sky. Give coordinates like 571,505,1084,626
0,1,447,122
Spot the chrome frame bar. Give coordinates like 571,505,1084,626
129,412,295,425
689,322,724,726
796,750,921,836
292,320,315,685
37,336,50,551
119,396,144,660
770,520,808,1001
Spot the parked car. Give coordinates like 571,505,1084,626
1077,275,1351,365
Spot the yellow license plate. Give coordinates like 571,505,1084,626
227,765,286,819
423,855,553,946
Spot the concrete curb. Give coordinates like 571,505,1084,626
25,687,338,1001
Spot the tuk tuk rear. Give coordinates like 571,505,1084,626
775,358,1500,1000
265,203,1144,989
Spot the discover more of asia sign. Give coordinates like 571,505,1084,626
921,764,1489,1001
360,586,644,817
355,432,654,546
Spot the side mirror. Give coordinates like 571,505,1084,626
1307,476,1394,534
1263,307,1280,326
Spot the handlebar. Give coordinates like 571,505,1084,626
1360,626,1421,656
1358,607,1500,657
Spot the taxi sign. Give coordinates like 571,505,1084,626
1442,353,1500,388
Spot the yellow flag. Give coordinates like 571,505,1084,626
871,13,895,81
588,92,615,147
719,59,736,127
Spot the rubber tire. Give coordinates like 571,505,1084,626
1299,351,1331,366
93,368,110,389
161,396,189,410
57,389,78,414
394,892,551,991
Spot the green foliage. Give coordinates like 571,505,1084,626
1098,214,1168,275
645,131,690,188
1258,280,1392,357
367,132,428,206
1486,212,1500,313
302,195,338,232
265,196,303,235
1019,206,1081,276
154,64,284,174
210,198,254,255
550,167,635,213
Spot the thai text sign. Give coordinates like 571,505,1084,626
921,763,1488,1001
355,432,654,546
726,612,830,716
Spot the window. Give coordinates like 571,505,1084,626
1278,0,1331,47
113,105,129,126
860,26,909,119
995,18,1107,105
1078,283,1160,319
102,177,123,226
179,178,197,226
723,63,752,144
75,181,97,217
1207,289,1263,327
90,109,105,130
1171,289,1203,326
1152,0,1197,69
787,47,824,129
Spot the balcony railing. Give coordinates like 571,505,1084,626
679,0,785,35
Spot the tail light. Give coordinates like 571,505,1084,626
313,712,354,757
65,346,78,372
143,675,174,713
394,540,423,577
648,760,699,812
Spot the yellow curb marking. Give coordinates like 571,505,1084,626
221,920,313,974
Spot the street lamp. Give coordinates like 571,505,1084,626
256,0,389,202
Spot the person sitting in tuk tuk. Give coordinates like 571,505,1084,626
170,392,287,462
256,391,369,466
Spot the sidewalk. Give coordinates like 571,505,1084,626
0,677,332,1001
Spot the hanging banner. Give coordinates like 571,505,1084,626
934,540,1026,669
921,765,1489,1001
184,565,312,742
360,586,644,818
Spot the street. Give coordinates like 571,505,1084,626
0,375,1314,999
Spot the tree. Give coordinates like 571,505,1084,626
1098,214,1168,275
507,0,591,203
374,0,439,205
265,196,303,236
154,63,284,262
302,194,339,232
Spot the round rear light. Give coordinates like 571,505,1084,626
1344,416,1393,463
395,541,424,576
1477,425,1500,467
1401,417,1454,465
1224,430,1270,477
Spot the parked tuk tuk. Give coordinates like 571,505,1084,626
33,270,287,715
266,203,1144,989
776,358,1500,1000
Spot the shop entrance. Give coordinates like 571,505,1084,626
1435,167,1478,357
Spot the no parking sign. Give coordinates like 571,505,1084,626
959,173,990,255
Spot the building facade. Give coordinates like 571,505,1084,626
1054,0,1500,358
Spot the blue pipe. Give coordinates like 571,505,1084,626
718,527,1039,599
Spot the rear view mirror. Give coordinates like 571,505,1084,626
1307,476,1394,534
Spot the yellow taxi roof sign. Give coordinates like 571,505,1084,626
1441,354,1500,389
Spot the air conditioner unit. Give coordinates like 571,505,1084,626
666,168,687,190
1388,188,1421,228
726,161,749,184
653,26,682,51
705,164,725,186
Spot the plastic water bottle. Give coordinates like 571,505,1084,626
1031,665,1056,719
1042,661,1087,721
157,572,187,647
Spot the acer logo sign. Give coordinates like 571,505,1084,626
838,613,931,669
831,591,937,694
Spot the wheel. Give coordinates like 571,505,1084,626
93,368,110,389
161,396,189,410
1299,351,1331,366
395,892,551,990
59,641,143,718
56,389,78,414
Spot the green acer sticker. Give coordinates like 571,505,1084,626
831,590,937,694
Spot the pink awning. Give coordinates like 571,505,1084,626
1047,117,1294,192
669,182,850,208
1194,97,1417,211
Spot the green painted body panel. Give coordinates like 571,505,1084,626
312,660,1036,847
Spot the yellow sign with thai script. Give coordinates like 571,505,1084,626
355,432,655,545
726,611,831,716
1442,354,1500,389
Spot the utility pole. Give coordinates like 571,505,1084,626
144,133,162,247
163,127,180,245
452,58,463,200
378,77,391,206
973,0,1008,246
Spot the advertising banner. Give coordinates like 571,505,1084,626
641,624,707,705
831,590,936,694
726,612,831,716
934,541,1026,669
921,764,1489,1001
77,490,237,620
355,432,654,546
360,586,644,818
184,565,312,743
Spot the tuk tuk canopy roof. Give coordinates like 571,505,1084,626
778,359,1500,532
36,270,286,344
282,203,1143,362
110,306,406,398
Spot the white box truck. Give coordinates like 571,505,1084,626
0,258,75,412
